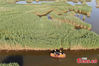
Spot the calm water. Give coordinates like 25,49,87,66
0,50,99,66
70,0,99,34
86,0,99,34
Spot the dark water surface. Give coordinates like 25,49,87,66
85,0,99,34
71,0,99,34
0,50,99,66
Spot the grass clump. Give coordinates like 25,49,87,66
0,63,19,66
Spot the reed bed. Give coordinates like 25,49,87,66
26,0,33,3
65,11,76,16
0,12,66,49
83,15,86,20
36,0,39,2
0,0,7,4
55,0,67,2
0,63,19,66
74,4,92,16
16,0,19,2
0,7,95,49
68,0,92,3
79,0,86,3
0,2,99,50
86,0,92,2
63,29,99,49
96,0,99,8
52,6,69,14
53,8,64,15
34,7,53,16
6,0,16,4
72,0,79,3
50,3,92,16
47,2,72,6
40,2,92,16
50,12,91,30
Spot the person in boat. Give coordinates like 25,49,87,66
51,48,64,56
54,49,60,55
59,48,64,54
50,48,66,58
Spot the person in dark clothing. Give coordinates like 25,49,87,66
59,48,64,54
51,50,55,53
51,48,64,55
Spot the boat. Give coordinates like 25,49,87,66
50,53,66,58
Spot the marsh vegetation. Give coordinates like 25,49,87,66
0,0,99,50
96,0,99,8
0,63,19,66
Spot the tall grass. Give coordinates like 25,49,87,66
50,11,91,30
68,0,91,3
63,29,99,49
55,0,67,2
96,0,99,8
0,2,99,50
47,2,92,16
34,7,53,16
56,0,60,2
6,0,16,4
74,4,92,16
36,0,39,2
0,8,94,49
72,0,79,3
16,0,19,2
86,0,92,2
0,0,7,4
26,0,33,3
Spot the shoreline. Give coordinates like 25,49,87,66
0,48,99,55
0,48,99,51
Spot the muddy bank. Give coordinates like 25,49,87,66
0,48,99,55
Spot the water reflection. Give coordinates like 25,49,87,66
16,1,54,4
68,0,99,34
2,55,23,66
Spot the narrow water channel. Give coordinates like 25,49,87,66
0,50,99,66
68,0,99,34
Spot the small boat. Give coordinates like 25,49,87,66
50,53,66,58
